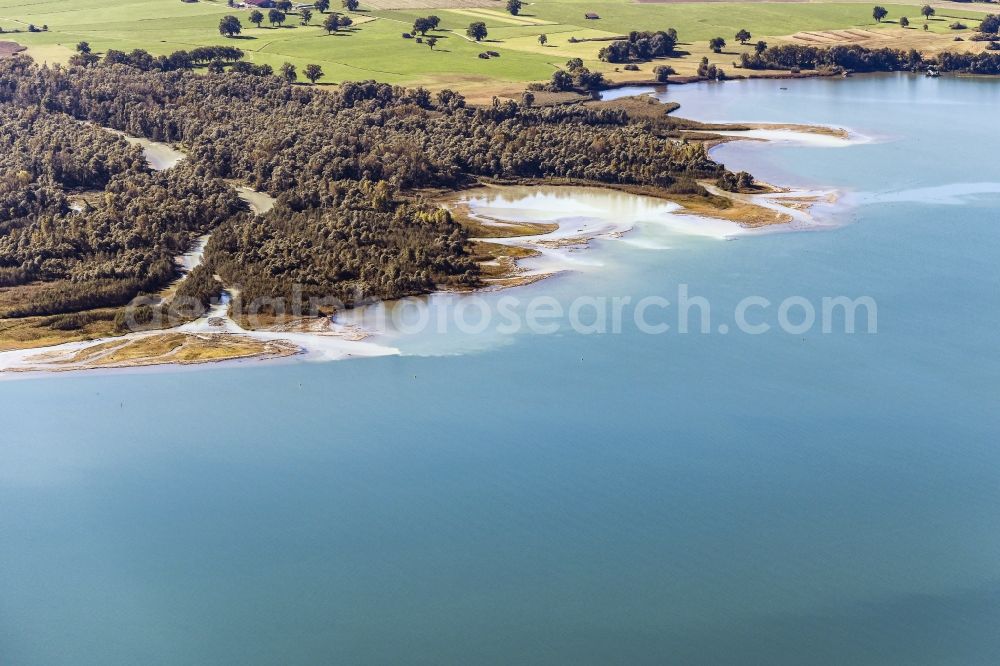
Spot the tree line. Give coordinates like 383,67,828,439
739,43,1000,74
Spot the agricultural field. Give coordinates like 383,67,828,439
0,0,994,98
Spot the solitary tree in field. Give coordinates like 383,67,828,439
538,33,548,46
921,4,935,20
709,36,726,52
219,15,242,37
276,0,293,11
873,6,888,23
315,0,330,12
249,9,264,27
413,17,433,34
506,0,522,16
653,64,675,82
735,28,751,44
900,16,910,28
76,41,91,54
280,62,297,82
426,36,438,49
343,0,360,10
427,15,441,28
269,9,286,27
467,21,488,41
301,9,313,25
304,63,324,83
324,12,341,32
755,40,768,54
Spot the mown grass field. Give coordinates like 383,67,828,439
0,0,992,96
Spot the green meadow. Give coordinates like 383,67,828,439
0,0,988,88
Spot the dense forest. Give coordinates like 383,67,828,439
0,52,727,319
0,101,243,316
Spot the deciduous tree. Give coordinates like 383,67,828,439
304,63,324,83
219,15,242,38
413,17,433,35
467,21,487,41
653,64,674,82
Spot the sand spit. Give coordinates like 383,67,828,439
693,123,871,148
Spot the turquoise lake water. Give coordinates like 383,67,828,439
2,75,999,664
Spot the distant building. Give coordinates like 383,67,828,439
244,0,276,7
584,12,600,19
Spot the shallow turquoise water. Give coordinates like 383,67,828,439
2,75,999,665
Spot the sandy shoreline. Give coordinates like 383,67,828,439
692,124,871,148
0,297,400,377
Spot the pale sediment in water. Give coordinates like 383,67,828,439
453,184,835,287
236,186,276,214
685,123,871,148
178,234,211,274
701,183,840,231
104,130,186,171
858,182,1000,206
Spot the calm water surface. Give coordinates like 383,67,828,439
2,75,999,665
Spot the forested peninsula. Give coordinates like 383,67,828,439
0,52,736,347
